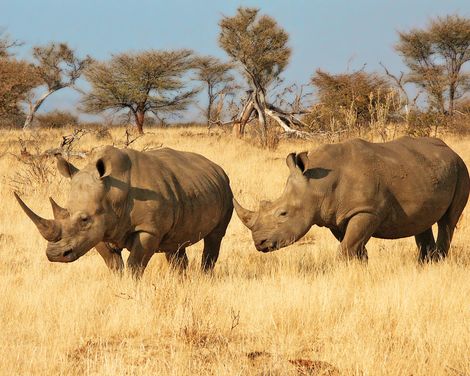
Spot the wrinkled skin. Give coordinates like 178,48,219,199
234,136,469,262
16,146,233,276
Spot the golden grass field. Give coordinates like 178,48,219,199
0,126,469,375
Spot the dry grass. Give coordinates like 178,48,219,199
0,126,469,375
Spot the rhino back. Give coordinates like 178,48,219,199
305,137,465,238
123,148,232,250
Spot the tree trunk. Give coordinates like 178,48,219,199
238,96,255,137
232,92,255,138
253,89,267,145
23,90,55,129
135,109,145,134
207,95,213,129
436,91,446,115
213,93,225,123
232,122,242,138
448,83,455,116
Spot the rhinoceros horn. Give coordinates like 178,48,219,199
233,198,257,229
49,197,69,220
14,192,61,242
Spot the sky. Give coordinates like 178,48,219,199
1,0,469,122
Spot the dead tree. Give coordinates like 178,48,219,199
219,7,314,143
380,62,421,118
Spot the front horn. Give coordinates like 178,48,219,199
14,192,61,242
233,198,257,229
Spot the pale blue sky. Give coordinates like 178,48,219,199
1,0,469,121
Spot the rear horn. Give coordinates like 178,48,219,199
49,197,69,220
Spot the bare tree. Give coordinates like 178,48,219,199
219,7,308,143
82,50,197,134
194,56,236,127
379,62,422,118
396,15,470,115
23,43,92,129
272,83,312,115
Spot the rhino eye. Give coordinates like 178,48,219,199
278,210,288,217
80,214,90,223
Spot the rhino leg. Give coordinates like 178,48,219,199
201,233,223,272
339,213,378,261
165,248,189,271
95,242,124,273
432,178,469,261
433,211,460,261
415,228,436,263
329,228,344,242
127,232,160,278
201,208,232,272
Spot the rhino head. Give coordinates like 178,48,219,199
234,152,317,252
15,148,129,262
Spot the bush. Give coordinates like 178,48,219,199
446,111,470,136
406,110,447,137
307,69,403,134
8,138,57,195
0,110,26,129
36,110,79,128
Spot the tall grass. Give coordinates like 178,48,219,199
0,126,468,375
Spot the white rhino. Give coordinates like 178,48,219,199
234,137,469,262
16,146,233,276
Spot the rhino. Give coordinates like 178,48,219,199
233,136,469,262
15,146,233,276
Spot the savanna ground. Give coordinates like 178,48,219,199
0,126,469,376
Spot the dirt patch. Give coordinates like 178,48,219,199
289,359,340,376
247,351,340,375
67,336,168,372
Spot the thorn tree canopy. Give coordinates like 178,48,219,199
23,42,92,129
82,49,198,133
396,14,470,115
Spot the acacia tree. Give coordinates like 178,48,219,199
0,31,39,126
396,15,470,115
0,59,39,122
219,7,307,142
23,43,92,128
194,56,235,127
82,50,197,133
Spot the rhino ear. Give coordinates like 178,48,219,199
56,155,79,178
96,158,111,179
295,152,308,172
286,152,307,175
